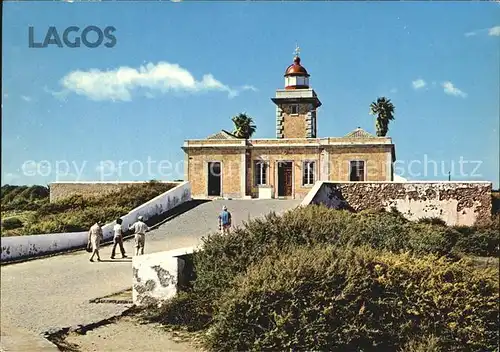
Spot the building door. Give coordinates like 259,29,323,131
207,162,221,196
277,162,293,197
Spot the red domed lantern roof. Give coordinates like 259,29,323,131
285,56,310,77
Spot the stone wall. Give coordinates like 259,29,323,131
132,247,195,306
49,181,178,202
302,181,492,226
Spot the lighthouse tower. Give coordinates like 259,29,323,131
271,46,322,139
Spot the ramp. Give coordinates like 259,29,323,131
146,199,301,250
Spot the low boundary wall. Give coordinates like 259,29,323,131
132,246,196,306
1,181,192,262
301,181,492,226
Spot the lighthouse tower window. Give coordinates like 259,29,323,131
296,76,308,87
290,104,299,115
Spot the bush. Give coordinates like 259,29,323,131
453,225,499,257
1,186,28,205
405,222,459,257
492,190,500,214
8,182,176,236
1,217,23,230
207,246,499,352
399,335,442,352
417,217,447,226
141,292,212,331
17,185,50,200
1,185,49,211
192,205,463,305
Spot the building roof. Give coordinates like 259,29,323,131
207,130,239,140
344,127,376,138
285,56,310,77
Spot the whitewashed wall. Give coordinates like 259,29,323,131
1,182,192,262
132,246,195,306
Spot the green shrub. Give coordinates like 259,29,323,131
141,292,212,331
417,217,447,226
399,335,442,352
192,205,462,305
1,186,28,205
492,190,500,214
405,222,459,257
207,246,499,352
1,185,49,212
7,182,175,236
1,217,23,230
453,226,499,257
17,185,50,200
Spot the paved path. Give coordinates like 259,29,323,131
1,199,300,338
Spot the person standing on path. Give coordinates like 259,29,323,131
88,221,103,262
218,205,232,235
128,216,150,256
111,218,127,259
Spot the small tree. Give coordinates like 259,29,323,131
231,113,256,139
369,97,395,137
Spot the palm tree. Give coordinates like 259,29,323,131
369,97,395,137
232,113,257,139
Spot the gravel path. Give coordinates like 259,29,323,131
1,199,300,337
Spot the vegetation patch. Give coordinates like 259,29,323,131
1,181,176,236
208,246,498,351
142,204,499,351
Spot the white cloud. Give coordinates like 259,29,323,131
488,26,500,36
51,61,257,102
21,95,32,102
465,25,500,37
389,88,398,94
412,79,426,90
442,81,467,98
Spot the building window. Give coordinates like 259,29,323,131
302,161,315,186
290,104,299,115
349,160,365,181
254,161,268,186
285,76,297,87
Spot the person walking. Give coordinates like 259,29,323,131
111,218,127,259
218,205,232,235
128,216,150,256
88,221,103,262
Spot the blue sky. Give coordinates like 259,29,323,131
2,1,499,188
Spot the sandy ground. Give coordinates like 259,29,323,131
60,316,204,352
50,290,205,352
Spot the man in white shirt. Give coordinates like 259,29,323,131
128,216,150,256
111,218,127,259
